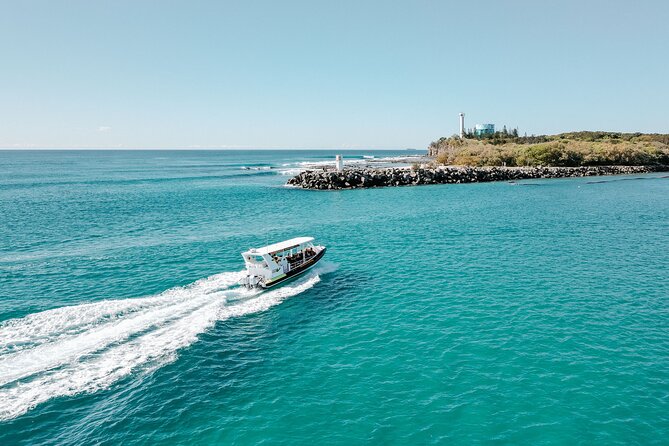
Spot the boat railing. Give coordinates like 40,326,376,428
290,260,305,269
286,253,317,271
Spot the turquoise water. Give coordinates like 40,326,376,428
1,150,668,445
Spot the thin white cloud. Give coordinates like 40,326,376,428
97,126,112,132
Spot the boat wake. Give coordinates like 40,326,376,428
0,269,326,421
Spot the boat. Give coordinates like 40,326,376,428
239,237,326,289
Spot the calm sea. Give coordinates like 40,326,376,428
1,150,668,445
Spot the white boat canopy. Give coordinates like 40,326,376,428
246,237,314,256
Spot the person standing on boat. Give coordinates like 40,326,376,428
280,256,288,273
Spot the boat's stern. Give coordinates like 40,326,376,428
240,250,274,289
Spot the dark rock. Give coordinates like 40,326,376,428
286,165,669,190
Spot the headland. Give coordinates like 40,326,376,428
287,131,669,190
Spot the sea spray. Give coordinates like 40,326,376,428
0,271,245,355
0,269,326,421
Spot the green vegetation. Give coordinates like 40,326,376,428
429,132,669,167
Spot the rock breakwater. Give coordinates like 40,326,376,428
286,165,669,190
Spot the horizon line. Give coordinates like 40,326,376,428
0,147,425,151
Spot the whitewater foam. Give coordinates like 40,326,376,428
0,270,323,421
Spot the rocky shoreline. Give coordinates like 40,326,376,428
286,165,669,190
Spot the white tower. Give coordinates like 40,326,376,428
335,154,343,171
459,113,465,139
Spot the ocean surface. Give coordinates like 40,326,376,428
1,149,668,445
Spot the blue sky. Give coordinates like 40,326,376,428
1,0,667,148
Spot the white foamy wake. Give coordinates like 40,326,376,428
279,168,304,176
0,271,322,421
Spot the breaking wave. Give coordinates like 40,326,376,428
240,165,273,171
0,269,326,421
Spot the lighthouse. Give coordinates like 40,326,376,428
335,154,343,171
459,113,465,139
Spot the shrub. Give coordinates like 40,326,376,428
431,137,669,167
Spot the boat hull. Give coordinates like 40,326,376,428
261,247,326,289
